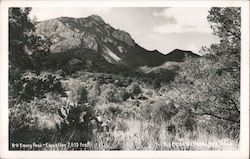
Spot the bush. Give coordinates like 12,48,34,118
9,94,64,150
118,87,131,101
68,83,88,105
127,82,142,98
58,103,95,143
107,104,123,118
9,71,65,104
141,99,178,123
85,80,100,105
99,84,122,103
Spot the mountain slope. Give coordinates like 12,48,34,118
165,49,200,62
35,15,200,70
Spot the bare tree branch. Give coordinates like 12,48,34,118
191,111,240,124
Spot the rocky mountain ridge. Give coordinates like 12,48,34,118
35,15,200,70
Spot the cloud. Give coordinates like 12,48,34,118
153,8,212,34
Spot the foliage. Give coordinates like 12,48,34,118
9,94,63,150
9,8,33,69
9,8,53,108
162,7,241,141
127,82,142,97
58,104,96,143
9,7,51,71
141,99,178,123
207,7,240,51
9,72,65,104
68,83,88,105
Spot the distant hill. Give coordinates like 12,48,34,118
35,15,200,71
165,49,200,62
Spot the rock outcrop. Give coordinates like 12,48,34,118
35,15,199,69
81,33,98,52
50,37,81,53
112,30,134,47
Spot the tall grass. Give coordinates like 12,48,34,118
9,71,239,151
109,119,239,150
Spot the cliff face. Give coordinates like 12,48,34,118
35,15,199,69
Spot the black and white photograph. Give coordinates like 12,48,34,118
0,0,249,158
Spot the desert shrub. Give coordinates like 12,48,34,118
107,104,123,118
58,103,95,144
56,84,103,144
141,99,178,123
159,100,178,122
9,71,64,104
14,93,62,119
99,83,123,103
140,102,153,120
104,87,118,103
95,103,123,119
9,81,98,148
164,106,197,134
85,80,100,105
9,95,64,150
126,82,142,98
95,102,138,120
117,87,131,101
9,102,38,144
145,69,176,88
68,83,88,105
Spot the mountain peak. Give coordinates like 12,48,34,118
87,14,105,23
165,49,200,62
35,15,200,69
172,49,191,52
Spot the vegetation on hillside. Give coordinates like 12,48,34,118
8,7,240,150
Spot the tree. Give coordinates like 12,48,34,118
9,8,33,69
207,7,240,51
9,7,51,71
164,7,241,140
9,8,51,105
169,56,240,123
205,7,240,64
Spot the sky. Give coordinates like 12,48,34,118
30,7,219,54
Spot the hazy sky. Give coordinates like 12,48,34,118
30,7,219,54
